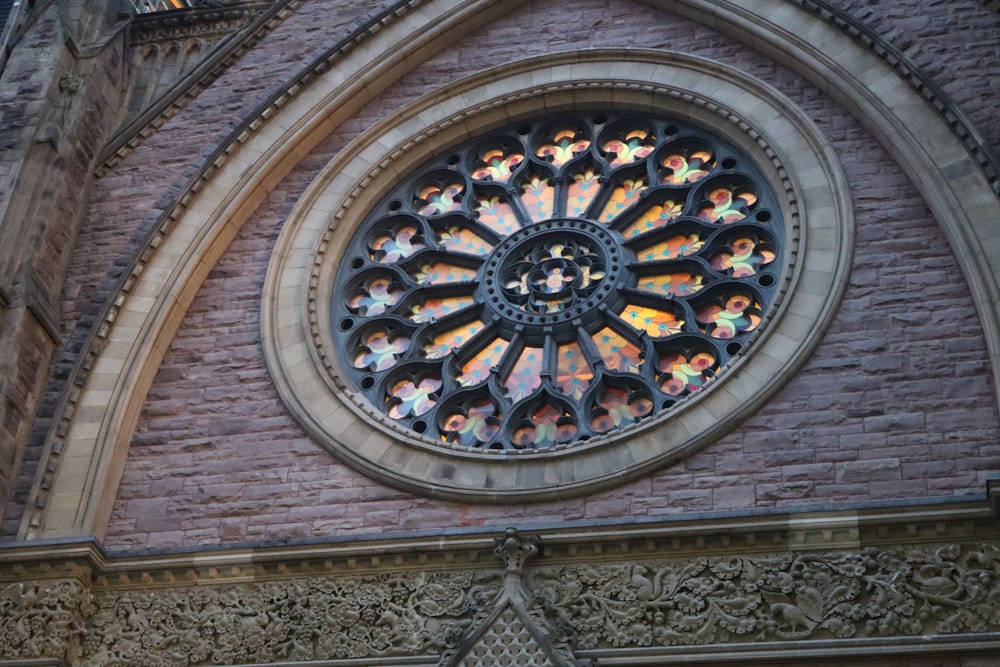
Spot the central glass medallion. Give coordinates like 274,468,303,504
331,112,783,451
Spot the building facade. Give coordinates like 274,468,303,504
0,0,998,665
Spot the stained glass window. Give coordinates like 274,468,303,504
331,113,783,451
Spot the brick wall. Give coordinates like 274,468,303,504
92,0,1000,549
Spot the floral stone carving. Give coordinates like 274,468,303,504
0,579,92,666
82,571,500,667
527,544,1000,648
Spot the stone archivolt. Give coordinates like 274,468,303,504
2,530,999,666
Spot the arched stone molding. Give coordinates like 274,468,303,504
21,0,1000,538
261,49,853,500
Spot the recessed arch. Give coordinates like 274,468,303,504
22,0,1000,537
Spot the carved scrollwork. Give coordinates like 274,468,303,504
0,579,92,666
526,544,1000,649
81,571,500,666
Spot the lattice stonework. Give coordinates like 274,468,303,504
332,113,782,451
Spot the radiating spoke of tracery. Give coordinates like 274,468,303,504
331,112,783,451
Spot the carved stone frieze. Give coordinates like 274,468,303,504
0,579,92,667
527,544,1000,649
131,3,270,43
1,530,999,665
82,571,500,666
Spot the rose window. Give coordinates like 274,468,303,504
332,113,782,451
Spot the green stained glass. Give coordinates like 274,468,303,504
415,182,463,216
658,350,716,396
697,187,757,224
512,403,577,448
471,147,524,183
602,129,655,167
710,237,775,277
661,150,713,184
536,129,590,168
696,294,761,339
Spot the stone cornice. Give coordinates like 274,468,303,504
3,499,996,586
130,2,270,44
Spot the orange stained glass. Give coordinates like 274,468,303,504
474,196,521,236
436,225,493,257
661,150,714,184
635,234,704,262
620,304,684,338
353,329,410,371
520,175,555,222
457,338,510,386
504,346,544,402
637,271,704,297
412,262,477,286
408,295,476,323
566,168,602,217
590,386,654,434
621,200,684,239
709,237,775,277
658,350,716,396
597,178,648,223
347,275,404,316
387,375,441,419
416,182,463,216
439,399,501,446
602,130,655,167
591,327,643,373
422,319,484,359
512,403,577,448
535,129,591,168
471,147,524,183
555,342,593,399
371,225,424,263
697,187,758,224
696,294,762,339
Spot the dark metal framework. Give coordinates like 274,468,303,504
331,112,783,451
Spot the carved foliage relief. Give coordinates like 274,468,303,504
528,544,1000,648
3,544,1000,666
82,571,500,667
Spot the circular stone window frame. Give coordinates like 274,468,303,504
262,50,853,502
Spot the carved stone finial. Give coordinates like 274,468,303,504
494,528,539,574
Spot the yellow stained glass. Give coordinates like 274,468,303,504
415,182,463,216
566,168,601,217
661,150,713,184
437,226,493,257
602,130,655,167
597,178,647,223
621,200,684,238
591,327,643,373
512,403,577,448
535,129,590,168
471,147,524,183
504,346,544,402
457,338,510,386
696,294,761,339
520,175,555,221
555,342,593,399
697,187,758,224
637,272,704,297
659,351,716,395
412,262,477,286
422,320,484,359
635,234,703,262
408,295,476,323
709,237,775,277
474,196,521,236
620,304,684,338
